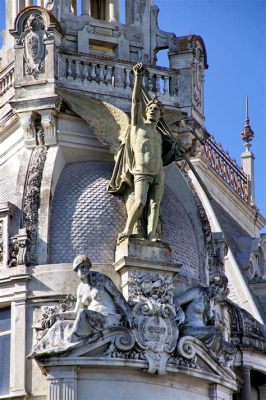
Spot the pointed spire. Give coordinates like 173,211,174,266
241,96,254,143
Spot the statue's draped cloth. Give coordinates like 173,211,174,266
108,125,180,194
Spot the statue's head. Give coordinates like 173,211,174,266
27,14,43,31
146,97,164,123
73,255,92,279
208,275,229,299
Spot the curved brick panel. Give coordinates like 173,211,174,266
49,161,127,264
0,176,17,203
162,186,200,280
49,161,200,279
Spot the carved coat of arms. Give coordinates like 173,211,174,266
19,14,46,78
133,299,179,374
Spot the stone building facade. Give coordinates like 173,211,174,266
0,1,265,399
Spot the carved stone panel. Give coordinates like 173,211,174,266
133,300,178,374
23,14,46,77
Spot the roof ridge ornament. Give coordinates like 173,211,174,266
241,96,254,144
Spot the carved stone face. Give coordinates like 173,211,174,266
146,103,161,124
76,262,91,279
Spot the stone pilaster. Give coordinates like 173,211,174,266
209,383,234,400
9,274,30,397
47,368,78,400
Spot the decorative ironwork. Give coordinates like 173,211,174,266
203,135,248,202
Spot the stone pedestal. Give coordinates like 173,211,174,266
113,238,181,301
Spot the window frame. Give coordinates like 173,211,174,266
0,307,11,397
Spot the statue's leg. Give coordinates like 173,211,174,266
147,174,165,241
120,179,149,239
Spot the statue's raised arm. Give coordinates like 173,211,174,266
131,62,145,127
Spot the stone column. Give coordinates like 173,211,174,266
108,0,119,22
5,0,19,30
241,366,252,400
72,0,77,15
81,0,90,15
25,0,34,7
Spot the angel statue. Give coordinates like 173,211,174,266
108,63,186,242
57,63,190,242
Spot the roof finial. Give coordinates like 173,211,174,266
241,96,254,143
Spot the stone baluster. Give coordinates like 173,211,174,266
3,76,7,92
108,0,119,22
148,72,153,92
125,68,131,89
67,59,73,80
99,64,105,84
155,74,161,94
106,66,113,85
91,63,97,81
83,63,89,81
8,73,12,89
163,76,169,95
75,61,81,80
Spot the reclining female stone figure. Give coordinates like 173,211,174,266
47,255,133,342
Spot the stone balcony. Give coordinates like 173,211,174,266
58,51,180,112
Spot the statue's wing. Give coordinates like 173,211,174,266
57,88,130,155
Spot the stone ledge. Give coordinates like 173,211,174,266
115,237,173,264
114,256,181,275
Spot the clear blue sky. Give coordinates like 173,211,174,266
154,0,266,228
0,0,265,226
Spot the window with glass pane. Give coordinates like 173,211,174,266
0,308,11,396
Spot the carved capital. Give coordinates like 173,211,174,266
20,112,36,141
40,111,57,144
8,229,30,267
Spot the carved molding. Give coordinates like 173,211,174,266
128,271,175,305
23,144,47,265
